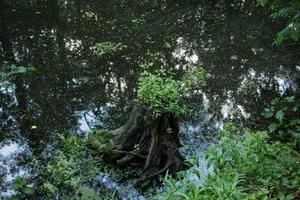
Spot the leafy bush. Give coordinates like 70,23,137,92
39,134,99,198
257,0,300,45
262,96,300,148
137,68,184,118
206,124,300,199
156,122,300,199
137,64,205,118
11,134,104,199
90,130,116,151
43,154,81,193
10,177,35,199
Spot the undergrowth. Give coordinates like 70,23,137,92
10,133,116,200
155,96,300,200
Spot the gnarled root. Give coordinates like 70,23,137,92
88,104,188,185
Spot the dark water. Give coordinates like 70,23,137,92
0,0,299,198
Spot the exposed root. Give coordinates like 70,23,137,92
88,104,188,186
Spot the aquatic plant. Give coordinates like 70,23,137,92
39,134,99,198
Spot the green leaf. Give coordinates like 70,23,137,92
275,110,284,122
24,186,35,195
268,123,278,132
262,108,273,118
284,96,295,103
256,0,269,6
14,67,27,74
0,81,14,88
42,182,57,194
26,66,38,72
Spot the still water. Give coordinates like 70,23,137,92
0,0,299,198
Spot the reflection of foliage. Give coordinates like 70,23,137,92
137,64,205,118
257,0,300,45
92,42,127,57
0,64,36,88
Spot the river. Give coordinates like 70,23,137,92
0,0,299,199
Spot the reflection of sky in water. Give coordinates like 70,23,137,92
173,36,297,126
76,106,109,135
65,39,82,52
0,143,19,157
221,100,250,119
93,172,146,200
0,140,31,197
0,87,15,94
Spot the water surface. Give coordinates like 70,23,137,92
0,0,299,198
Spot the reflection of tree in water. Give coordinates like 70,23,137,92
177,2,298,128
0,0,299,152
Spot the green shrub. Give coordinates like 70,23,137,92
156,122,300,200
137,64,205,118
137,68,184,118
207,124,300,199
12,134,102,199
40,134,99,198
262,96,300,148
45,154,81,192
10,177,35,199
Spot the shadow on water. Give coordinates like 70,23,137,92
0,0,299,198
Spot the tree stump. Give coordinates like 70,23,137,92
88,104,188,185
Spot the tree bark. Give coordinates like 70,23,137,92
88,104,188,186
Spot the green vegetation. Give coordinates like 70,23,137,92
257,0,300,45
156,97,300,200
262,96,300,148
137,68,184,118
137,65,205,118
92,130,115,146
37,134,100,198
11,134,116,199
11,177,35,198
